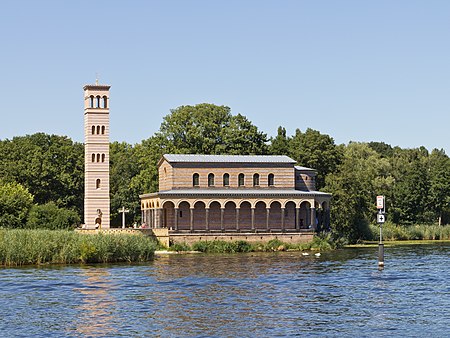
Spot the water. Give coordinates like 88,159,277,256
1,244,449,337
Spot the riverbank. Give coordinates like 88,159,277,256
0,229,157,267
348,239,450,248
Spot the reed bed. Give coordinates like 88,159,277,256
369,222,450,241
0,229,157,267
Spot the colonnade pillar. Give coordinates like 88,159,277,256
251,208,255,231
236,208,240,231
220,208,225,231
266,208,270,231
281,207,285,232
190,207,194,232
295,207,300,230
174,208,179,231
310,207,316,230
158,208,163,228
205,208,210,231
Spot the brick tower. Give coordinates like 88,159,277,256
83,83,110,228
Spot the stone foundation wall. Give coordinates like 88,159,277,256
168,231,314,246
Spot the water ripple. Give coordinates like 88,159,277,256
0,244,449,337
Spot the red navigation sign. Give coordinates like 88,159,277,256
376,196,384,210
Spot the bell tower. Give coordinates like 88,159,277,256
83,83,111,228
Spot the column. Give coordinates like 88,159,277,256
266,208,270,231
158,208,163,228
236,208,240,231
141,210,144,224
281,207,285,232
174,208,179,231
295,207,300,231
310,207,316,230
251,208,255,231
190,207,194,232
306,207,310,229
220,208,225,232
205,208,210,231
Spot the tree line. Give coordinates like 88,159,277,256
1,103,449,242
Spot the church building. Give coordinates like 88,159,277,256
140,154,331,233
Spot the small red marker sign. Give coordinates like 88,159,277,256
376,196,384,209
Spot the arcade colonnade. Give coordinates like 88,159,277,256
141,196,330,232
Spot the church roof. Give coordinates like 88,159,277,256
162,154,296,164
294,165,316,171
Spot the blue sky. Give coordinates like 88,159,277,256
1,0,449,153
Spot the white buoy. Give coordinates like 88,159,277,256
302,252,309,256
315,253,321,257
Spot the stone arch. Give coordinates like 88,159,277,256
285,201,296,230
209,201,221,230
299,201,311,229
193,201,206,230
239,201,252,230
224,201,236,230
269,201,282,229
162,201,175,229
254,201,267,230
178,201,191,230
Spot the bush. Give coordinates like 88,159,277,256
26,202,80,230
0,181,33,228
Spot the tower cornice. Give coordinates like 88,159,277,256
83,84,111,90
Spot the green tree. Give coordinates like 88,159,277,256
0,181,34,228
289,128,342,189
156,104,268,155
428,149,450,225
390,148,430,224
109,142,141,226
269,126,290,155
0,133,84,215
324,143,391,242
26,202,80,230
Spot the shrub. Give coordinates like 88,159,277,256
26,202,80,230
0,182,33,228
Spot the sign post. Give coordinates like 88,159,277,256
376,196,385,268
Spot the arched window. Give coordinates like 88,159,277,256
97,153,100,162
101,126,105,134
96,125,100,134
96,96,101,108
223,173,230,186
193,173,199,187
102,154,105,162
103,96,108,108
90,95,94,108
91,126,95,135
96,179,101,189
208,173,215,187
268,173,274,186
238,173,245,187
253,173,260,186
91,153,95,162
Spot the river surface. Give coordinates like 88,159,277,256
1,244,449,337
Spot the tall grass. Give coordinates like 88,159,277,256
369,222,450,241
0,229,157,267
